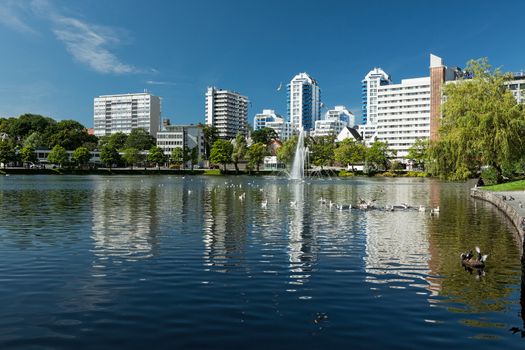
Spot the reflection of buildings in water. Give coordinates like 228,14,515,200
363,183,435,295
202,182,248,271
91,179,162,261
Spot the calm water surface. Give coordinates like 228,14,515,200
0,175,524,349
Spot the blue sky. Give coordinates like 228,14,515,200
0,0,524,128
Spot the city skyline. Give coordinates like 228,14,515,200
0,0,524,129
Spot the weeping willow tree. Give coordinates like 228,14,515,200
429,58,525,182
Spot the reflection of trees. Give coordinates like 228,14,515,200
427,183,522,313
91,180,161,260
0,187,86,247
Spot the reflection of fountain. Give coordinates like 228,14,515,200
289,128,309,180
288,182,314,292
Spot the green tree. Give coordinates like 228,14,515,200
189,147,199,171
251,127,278,145
429,58,525,182
19,145,37,168
23,131,47,149
100,144,121,170
407,138,429,170
47,144,68,168
147,146,167,170
122,147,142,170
232,134,247,173
171,147,184,168
72,146,92,168
125,128,155,151
201,124,219,160
109,132,128,150
276,135,298,166
366,141,392,171
48,120,90,150
309,136,335,169
210,139,233,172
247,142,269,172
7,114,56,143
334,139,366,170
0,139,16,168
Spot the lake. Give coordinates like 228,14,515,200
0,175,523,349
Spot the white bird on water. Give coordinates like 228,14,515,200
261,199,268,209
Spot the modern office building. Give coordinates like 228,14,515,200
93,92,161,137
362,68,391,126
254,109,283,130
205,87,249,139
156,124,205,156
311,106,355,137
287,72,321,132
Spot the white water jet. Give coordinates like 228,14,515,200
289,128,308,180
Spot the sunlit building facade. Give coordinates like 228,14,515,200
93,92,161,137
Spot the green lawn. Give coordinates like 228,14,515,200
483,180,525,191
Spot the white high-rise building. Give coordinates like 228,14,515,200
93,93,161,137
312,106,355,137
287,73,321,131
375,77,431,160
362,68,391,126
205,87,249,139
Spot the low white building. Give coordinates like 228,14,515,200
254,109,283,130
311,106,355,138
156,125,205,161
265,119,293,141
336,127,362,143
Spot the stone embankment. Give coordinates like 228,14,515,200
471,188,525,244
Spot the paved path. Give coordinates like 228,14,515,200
494,190,525,217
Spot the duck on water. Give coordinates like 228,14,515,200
460,246,488,268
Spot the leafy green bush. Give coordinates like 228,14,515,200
481,166,498,185
338,170,355,177
380,171,397,177
406,171,429,177
204,169,221,175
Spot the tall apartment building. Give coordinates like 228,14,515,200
93,92,161,137
362,68,391,125
375,77,431,159
205,87,249,139
287,73,321,132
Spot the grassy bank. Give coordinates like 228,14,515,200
482,180,525,191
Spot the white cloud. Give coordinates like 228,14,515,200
0,0,38,34
52,16,140,74
0,0,149,75
146,80,177,86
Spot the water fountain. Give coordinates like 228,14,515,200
289,128,309,180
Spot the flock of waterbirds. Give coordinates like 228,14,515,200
193,180,442,216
